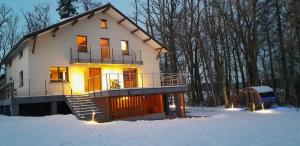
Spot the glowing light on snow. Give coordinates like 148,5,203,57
86,121,99,125
92,111,96,122
254,109,275,114
225,107,243,111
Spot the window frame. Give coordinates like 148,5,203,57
121,40,129,55
76,35,88,52
100,19,108,29
50,67,69,82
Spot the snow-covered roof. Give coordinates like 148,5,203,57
249,86,274,93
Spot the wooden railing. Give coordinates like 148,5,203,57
70,46,143,64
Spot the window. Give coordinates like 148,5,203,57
19,71,23,87
123,68,137,88
50,67,69,82
101,19,107,28
100,38,110,59
77,35,87,52
121,40,129,55
19,50,23,59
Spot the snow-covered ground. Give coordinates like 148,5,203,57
1,107,300,146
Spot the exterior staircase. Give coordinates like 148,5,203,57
66,95,107,122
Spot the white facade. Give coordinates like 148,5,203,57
5,7,165,96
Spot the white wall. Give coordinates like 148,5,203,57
7,11,161,96
5,44,30,96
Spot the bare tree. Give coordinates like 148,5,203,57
0,4,20,71
79,0,102,11
22,3,51,33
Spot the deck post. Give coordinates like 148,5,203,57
70,47,72,62
87,79,89,93
106,74,109,90
139,50,142,62
141,73,144,88
106,97,110,120
77,47,79,62
44,79,47,96
132,53,134,64
89,46,92,63
62,80,64,95
28,79,31,96
152,73,155,88
117,73,120,88
11,104,19,116
93,78,95,96
174,93,182,117
112,48,114,63
51,102,57,115
180,93,186,117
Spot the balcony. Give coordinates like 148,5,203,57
87,73,189,97
70,46,143,65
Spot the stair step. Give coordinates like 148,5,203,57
69,101,95,104
75,109,103,114
72,104,97,108
67,99,91,102
65,95,106,122
79,115,106,120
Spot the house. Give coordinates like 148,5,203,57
0,3,188,122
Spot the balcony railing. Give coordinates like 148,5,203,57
87,73,188,92
2,73,188,97
70,46,143,65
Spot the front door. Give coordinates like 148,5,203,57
100,38,110,59
89,68,101,91
123,68,137,88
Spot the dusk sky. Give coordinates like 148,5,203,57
2,0,135,25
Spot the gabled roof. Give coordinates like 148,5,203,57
1,3,167,65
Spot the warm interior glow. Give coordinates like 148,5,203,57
68,64,139,93
77,35,87,52
101,19,107,28
121,40,129,55
100,38,110,59
70,68,85,94
50,67,68,82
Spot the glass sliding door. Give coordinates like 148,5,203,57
89,68,101,92
123,68,137,88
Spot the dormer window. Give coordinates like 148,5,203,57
101,19,108,29
77,35,87,52
121,40,129,55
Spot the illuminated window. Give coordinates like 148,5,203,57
50,67,69,82
101,19,107,28
123,68,137,88
19,70,23,87
77,35,87,52
100,38,110,59
121,40,129,55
